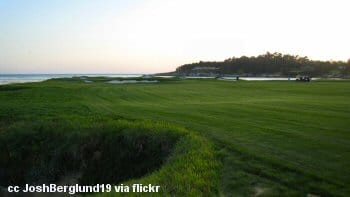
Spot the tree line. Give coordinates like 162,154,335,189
175,52,350,77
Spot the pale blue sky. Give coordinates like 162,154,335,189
1,0,349,74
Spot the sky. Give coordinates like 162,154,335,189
0,0,349,74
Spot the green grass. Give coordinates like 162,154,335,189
0,77,349,196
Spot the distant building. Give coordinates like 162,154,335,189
192,67,219,71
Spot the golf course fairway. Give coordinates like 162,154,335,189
0,77,349,196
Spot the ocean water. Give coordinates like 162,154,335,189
0,74,322,85
0,74,142,85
